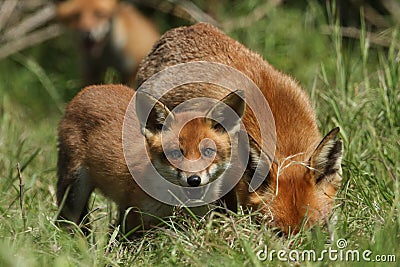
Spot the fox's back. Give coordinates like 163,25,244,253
58,85,142,202
137,23,321,160
136,23,344,233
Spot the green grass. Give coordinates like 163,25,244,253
0,1,399,266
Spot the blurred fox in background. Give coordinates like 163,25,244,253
55,0,160,86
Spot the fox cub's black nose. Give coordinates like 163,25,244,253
187,175,201,187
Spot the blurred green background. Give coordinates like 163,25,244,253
2,0,394,120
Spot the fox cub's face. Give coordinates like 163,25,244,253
56,0,117,48
136,91,245,187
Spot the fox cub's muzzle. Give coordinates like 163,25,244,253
187,175,201,187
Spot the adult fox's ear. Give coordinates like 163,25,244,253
205,90,245,134
237,131,273,192
135,91,173,139
310,127,343,187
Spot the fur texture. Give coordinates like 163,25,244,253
137,23,343,233
57,84,244,235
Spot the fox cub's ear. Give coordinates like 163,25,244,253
310,127,343,186
135,91,173,139
206,90,245,133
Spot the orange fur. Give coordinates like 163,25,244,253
56,0,160,86
57,84,244,235
137,23,343,234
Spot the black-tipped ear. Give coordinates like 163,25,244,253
310,127,343,184
135,91,173,139
205,90,245,133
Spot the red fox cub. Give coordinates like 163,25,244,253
57,84,245,234
55,0,160,86
137,23,344,234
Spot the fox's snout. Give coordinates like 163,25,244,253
78,20,111,44
187,175,201,187
56,1,115,44
177,169,213,187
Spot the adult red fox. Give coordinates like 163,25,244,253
55,0,160,86
136,23,343,233
57,84,245,234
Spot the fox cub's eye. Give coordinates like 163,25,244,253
166,149,183,160
202,147,216,158
94,10,108,19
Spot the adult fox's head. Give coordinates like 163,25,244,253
240,128,343,234
55,0,117,53
136,91,245,187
